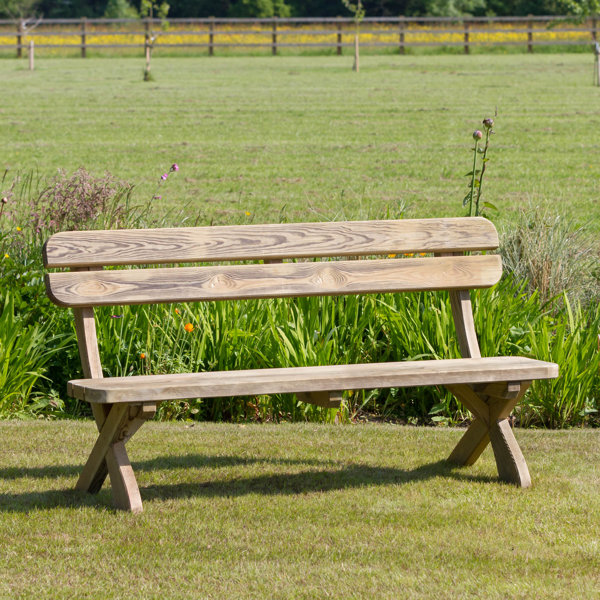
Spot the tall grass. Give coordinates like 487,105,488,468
1,168,599,427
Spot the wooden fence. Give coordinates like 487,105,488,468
0,16,598,57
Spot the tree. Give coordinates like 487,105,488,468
104,0,138,18
342,0,365,72
0,0,38,18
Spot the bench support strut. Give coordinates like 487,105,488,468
447,381,531,487
76,402,156,513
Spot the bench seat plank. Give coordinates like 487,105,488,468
68,357,558,404
46,254,502,307
43,218,499,268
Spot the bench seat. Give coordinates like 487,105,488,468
68,357,558,404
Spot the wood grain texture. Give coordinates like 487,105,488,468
66,357,558,404
43,217,499,268
46,255,503,307
449,289,481,359
489,419,532,487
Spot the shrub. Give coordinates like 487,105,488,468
500,205,600,307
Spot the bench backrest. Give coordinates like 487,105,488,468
43,217,501,307
43,217,500,378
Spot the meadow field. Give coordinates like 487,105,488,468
1,53,599,230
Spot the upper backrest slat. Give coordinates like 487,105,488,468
43,217,499,268
45,254,503,307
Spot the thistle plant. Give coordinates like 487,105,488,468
464,117,496,217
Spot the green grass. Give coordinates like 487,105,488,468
0,421,599,598
2,54,600,231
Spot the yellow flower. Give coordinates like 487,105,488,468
419,252,427,257
387,253,396,258
403,253,414,257
184,322,194,333
3,254,8,258
175,308,180,315
16,227,21,231
245,211,251,216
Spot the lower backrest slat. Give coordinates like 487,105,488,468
45,254,502,307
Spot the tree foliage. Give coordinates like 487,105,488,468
3,0,597,20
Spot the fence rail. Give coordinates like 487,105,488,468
0,16,597,57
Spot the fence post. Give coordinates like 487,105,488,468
336,16,342,55
209,17,214,56
595,42,600,86
463,19,469,54
16,19,23,58
28,40,34,70
81,17,87,58
272,17,277,55
527,15,533,53
399,16,405,54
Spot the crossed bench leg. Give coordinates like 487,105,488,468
446,381,531,487
76,402,156,513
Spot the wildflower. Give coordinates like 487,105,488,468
153,195,162,200
245,211,251,216
3,253,8,258
388,253,396,258
16,226,21,231
161,173,168,181
110,314,123,319
175,308,180,315
483,118,494,130
140,352,146,359
171,163,179,172
403,253,414,257
419,252,427,257
473,130,483,141
1,197,7,204
184,322,194,333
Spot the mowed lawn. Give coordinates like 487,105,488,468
1,53,599,230
0,421,599,599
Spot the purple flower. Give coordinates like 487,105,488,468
483,118,494,130
473,130,483,141
111,315,123,319
161,173,168,181
171,163,179,172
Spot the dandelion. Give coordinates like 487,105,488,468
184,322,194,332
245,211,251,217
16,226,21,231
171,163,179,172
3,253,8,258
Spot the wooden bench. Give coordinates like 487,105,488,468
43,217,558,513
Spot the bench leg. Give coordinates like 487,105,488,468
76,403,156,513
446,382,531,487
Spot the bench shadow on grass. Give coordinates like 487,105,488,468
0,454,496,513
